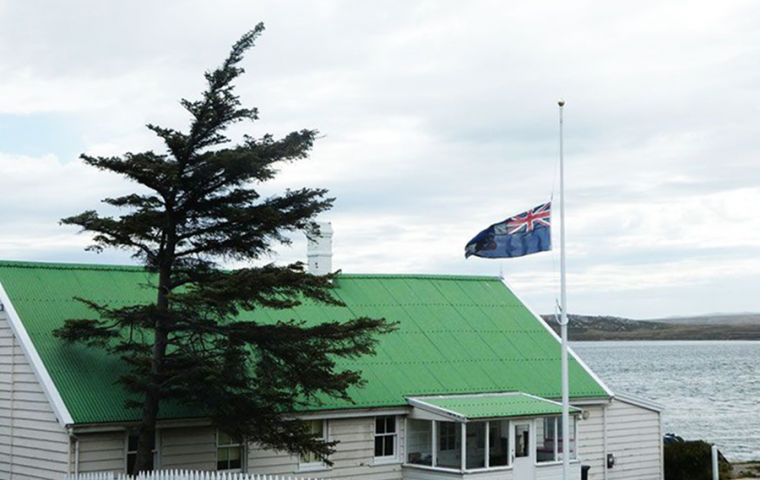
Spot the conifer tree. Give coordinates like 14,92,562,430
55,24,393,473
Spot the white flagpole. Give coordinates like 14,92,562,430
558,99,570,479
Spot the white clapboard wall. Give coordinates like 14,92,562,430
64,471,327,480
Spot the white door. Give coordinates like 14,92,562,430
511,421,535,479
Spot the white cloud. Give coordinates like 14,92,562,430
0,0,758,317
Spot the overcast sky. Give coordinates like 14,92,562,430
1,0,758,318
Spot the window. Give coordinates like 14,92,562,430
374,416,397,459
466,422,486,469
407,419,433,466
537,416,577,463
488,420,509,467
514,423,530,458
126,430,157,475
217,431,243,471
435,421,461,469
405,419,513,471
299,420,327,469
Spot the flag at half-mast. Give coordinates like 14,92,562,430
465,202,552,259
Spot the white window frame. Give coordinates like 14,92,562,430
404,419,515,473
216,430,244,472
125,429,159,474
535,415,578,464
298,419,329,472
373,415,399,463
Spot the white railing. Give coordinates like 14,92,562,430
64,471,325,480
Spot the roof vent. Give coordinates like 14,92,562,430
307,222,333,276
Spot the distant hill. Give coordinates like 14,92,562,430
642,313,760,326
540,313,760,341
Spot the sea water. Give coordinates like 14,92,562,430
572,340,760,462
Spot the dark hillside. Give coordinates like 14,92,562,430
541,314,760,340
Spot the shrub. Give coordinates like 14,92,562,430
664,439,732,480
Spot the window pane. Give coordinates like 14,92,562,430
537,417,556,462
376,417,386,434
488,420,509,467
300,420,324,464
310,420,324,436
466,422,486,469
127,454,136,475
375,436,384,457
407,419,433,466
230,447,241,460
386,416,396,433
128,433,139,452
384,435,395,456
514,423,530,458
436,422,462,469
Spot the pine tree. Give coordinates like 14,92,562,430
54,24,394,473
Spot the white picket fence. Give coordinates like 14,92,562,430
63,471,325,480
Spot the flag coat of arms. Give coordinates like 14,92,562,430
465,202,552,259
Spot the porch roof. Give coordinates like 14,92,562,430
408,392,581,421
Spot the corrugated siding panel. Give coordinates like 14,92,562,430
0,311,70,480
0,261,608,425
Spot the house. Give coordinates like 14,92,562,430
0,232,663,480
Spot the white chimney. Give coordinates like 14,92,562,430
307,222,333,275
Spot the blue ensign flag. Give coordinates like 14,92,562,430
465,202,552,259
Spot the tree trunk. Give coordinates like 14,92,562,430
133,263,172,473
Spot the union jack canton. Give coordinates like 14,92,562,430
465,202,552,259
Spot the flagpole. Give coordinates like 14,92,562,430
558,99,570,480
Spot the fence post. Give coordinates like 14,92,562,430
712,444,719,480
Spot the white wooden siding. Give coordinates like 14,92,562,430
576,400,663,480
605,399,662,480
245,416,405,479
534,462,582,480
0,311,71,480
576,404,606,479
77,431,127,473
402,466,515,480
160,427,216,471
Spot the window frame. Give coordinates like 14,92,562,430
125,429,159,475
298,419,329,472
216,430,244,472
536,415,578,464
404,418,517,473
373,415,399,462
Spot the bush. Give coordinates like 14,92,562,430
664,439,732,480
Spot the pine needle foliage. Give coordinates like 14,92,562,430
55,24,394,473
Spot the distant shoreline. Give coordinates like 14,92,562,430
541,313,760,341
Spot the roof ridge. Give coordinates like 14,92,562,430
0,261,501,281
339,273,501,281
0,259,146,272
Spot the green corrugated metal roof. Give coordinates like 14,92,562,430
0,260,608,425
411,393,582,420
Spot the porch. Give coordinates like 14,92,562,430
402,392,583,480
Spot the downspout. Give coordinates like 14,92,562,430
67,427,80,475
602,403,608,480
